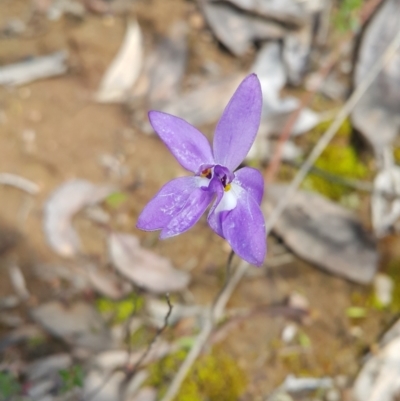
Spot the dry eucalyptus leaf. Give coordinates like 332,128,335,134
147,22,188,107
85,264,133,300
283,22,313,85
31,301,111,351
252,42,288,113
353,336,400,401
352,0,400,155
248,43,319,161
264,185,378,284
143,74,244,132
252,43,319,135
96,20,143,103
216,0,307,26
108,233,190,293
202,1,285,56
43,179,115,257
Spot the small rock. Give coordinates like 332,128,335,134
287,292,310,312
374,274,394,307
189,12,205,30
281,323,298,344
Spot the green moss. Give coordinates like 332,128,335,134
302,123,367,200
298,331,311,348
95,293,144,324
129,325,154,348
394,148,400,164
59,365,84,394
334,0,362,32
148,347,247,401
0,372,20,400
105,191,128,209
308,119,353,142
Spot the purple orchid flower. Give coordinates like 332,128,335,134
137,74,266,266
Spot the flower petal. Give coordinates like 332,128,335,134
137,177,200,231
149,111,214,173
213,74,263,171
233,167,264,205
160,187,214,238
221,190,266,266
207,179,225,237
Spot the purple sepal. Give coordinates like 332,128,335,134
160,187,214,239
221,190,266,266
148,111,214,173
137,177,200,231
213,74,263,171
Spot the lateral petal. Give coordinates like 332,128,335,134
221,190,266,266
233,167,264,205
137,177,201,231
213,74,263,171
149,111,214,173
160,187,214,238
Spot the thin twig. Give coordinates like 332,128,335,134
283,160,374,192
160,257,249,401
285,159,400,200
265,29,400,234
129,293,173,374
0,173,40,194
211,250,234,314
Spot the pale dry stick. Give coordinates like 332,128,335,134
160,260,249,401
265,29,400,234
0,173,40,194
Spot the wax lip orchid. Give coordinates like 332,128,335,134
137,73,266,266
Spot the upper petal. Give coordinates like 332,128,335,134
137,176,200,231
149,111,214,173
213,74,263,171
233,167,264,205
221,190,266,266
160,186,214,239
